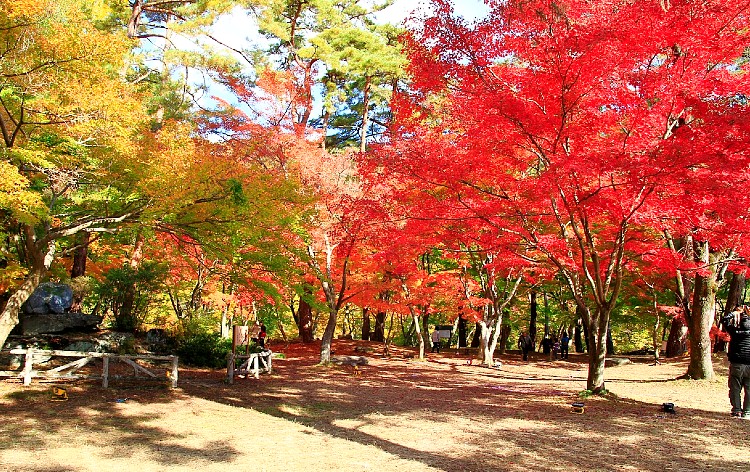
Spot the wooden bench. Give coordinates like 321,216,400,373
0,348,179,388
226,350,273,384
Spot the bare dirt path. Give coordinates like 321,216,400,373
1,340,748,472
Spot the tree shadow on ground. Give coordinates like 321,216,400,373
0,380,236,470
178,340,750,472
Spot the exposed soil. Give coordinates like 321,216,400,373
1,340,749,472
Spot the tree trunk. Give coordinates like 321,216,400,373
421,312,430,350
319,306,338,364
412,313,425,359
471,321,481,347
498,323,511,354
362,307,371,341
118,232,144,332
297,295,315,343
478,321,492,365
574,317,584,353
686,242,719,380
0,268,45,349
372,310,386,342
0,232,55,349
665,316,688,357
606,326,615,355
71,231,89,278
69,231,90,313
586,310,609,393
529,290,538,347
458,316,468,348
359,75,371,153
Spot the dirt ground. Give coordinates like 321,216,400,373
1,340,749,472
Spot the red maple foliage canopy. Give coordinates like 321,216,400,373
366,0,750,390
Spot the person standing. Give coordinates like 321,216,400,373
431,327,441,353
560,332,570,359
722,306,750,418
259,324,267,349
517,330,533,361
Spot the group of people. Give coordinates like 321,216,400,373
518,330,570,361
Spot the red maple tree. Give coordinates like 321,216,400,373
367,0,750,390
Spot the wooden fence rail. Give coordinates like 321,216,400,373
0,349,178,388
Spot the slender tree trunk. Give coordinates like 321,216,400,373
319,305,338,363
359,75,371,153
529,290,538,348
412,312,425,359
297,294,315,343
421,312,430,350
606,327,615,355
574,317,584,353
498,323,511,354
362,307,371,341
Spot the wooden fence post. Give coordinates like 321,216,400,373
227,352,235,384
22,349,34,386
170,356,179,388
102,356,109,388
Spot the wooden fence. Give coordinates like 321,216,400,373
0,349,178,388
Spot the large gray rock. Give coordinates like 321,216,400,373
20,312,102,335
22,283,74,314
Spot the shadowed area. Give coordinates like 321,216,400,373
1,340,748,472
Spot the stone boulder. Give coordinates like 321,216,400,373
19,312,102,335
22,282,74,315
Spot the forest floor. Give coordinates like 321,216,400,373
1,339,749,472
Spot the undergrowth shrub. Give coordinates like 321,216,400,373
176,332,232,368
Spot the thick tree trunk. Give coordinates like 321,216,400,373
686,243,718,380
71,231,90,278
0,233,55,349
586,312,609,393
478,321,493,365
297,295,315,343
471,322,481,348
0,269,45,349
665,316,688,357
117,233,144,332
372,310,386,342
458,316,467,348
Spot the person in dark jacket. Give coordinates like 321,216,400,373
517,330,533,361
722,306,750,418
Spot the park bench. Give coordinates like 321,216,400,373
0,348,179,388
226,350,273,383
